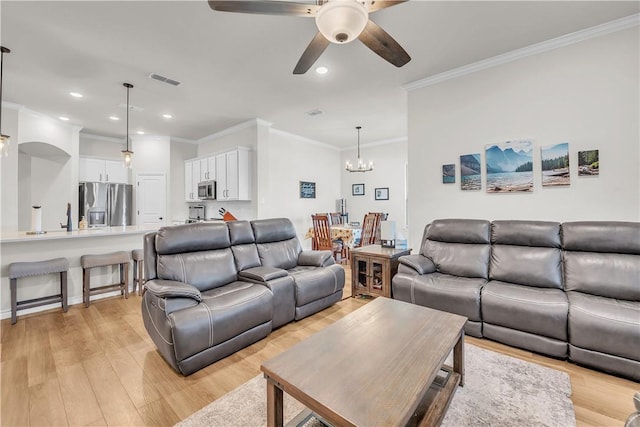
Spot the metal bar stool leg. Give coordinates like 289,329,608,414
61,271,68,313
122,263,129,299
10,278,17,325
83,268,90,308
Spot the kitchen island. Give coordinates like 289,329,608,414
0,225,160,320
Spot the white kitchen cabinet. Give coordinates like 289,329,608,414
184,159,201,202
79,157,129,183
199,156,216,181
215,147,250,201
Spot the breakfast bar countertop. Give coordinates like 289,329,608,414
0,225,160,243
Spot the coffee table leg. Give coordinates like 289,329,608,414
454,330,465,387
266,377,284,427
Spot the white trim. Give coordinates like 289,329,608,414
1,101,22,111
341,136,407,151
403,13,640,92
269,127,339,151
171,136,198,144
197,118,272,144
80,132,123,144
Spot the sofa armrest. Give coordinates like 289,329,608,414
239,266,288,282
144,279,202,302
298,250,334,267
398,255,436,275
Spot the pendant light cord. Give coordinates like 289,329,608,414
125,84,130,151
0,47,7,136
356,125,361,159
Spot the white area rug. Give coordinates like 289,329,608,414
176,343,575,427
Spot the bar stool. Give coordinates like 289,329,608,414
8,257,69,325
132,249,144,295
80,251,130,307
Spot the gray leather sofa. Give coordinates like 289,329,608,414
392,219,640,381
142,218,345,375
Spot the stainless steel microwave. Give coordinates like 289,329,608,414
198,180,216,200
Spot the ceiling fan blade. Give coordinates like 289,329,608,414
366,0,407,13
208,1,319,17
358,19,410,68
293,32,330,74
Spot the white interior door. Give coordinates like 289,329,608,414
137,173,166,226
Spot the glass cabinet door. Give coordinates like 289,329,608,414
370,260,384,294
355,259,369,292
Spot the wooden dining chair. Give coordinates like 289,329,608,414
311,214,346,264
357,213,382,247
329,212,343,225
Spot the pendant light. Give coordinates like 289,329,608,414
121,82,134,168
345,126,373,173
0,46,11,158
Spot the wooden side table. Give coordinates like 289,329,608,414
351,245,411,298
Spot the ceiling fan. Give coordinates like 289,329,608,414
207,0,411,74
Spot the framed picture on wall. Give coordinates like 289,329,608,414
352,183,365,196
375,187,389,200
299,181,316,198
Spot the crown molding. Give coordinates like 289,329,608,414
269,128,339,151
171,136,198,144
80,132,123,144
197,118,272,144
1,101,22,111
403,13,640,92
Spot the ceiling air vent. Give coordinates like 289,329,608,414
118,103,144,112
149,72,182,86
306,109,323,117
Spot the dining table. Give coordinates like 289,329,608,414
305,224,362,249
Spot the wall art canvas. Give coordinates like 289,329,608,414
485,140,533,193
442,164,455,184
578,149,599,176
541,143,570,186
460,154,481,190
299,181,316,198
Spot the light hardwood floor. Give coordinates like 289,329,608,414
1,266,637,426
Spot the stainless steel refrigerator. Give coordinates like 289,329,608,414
79,182,133,227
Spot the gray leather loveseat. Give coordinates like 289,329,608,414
392,219,640,381
142,218,345,375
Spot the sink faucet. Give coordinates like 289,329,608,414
60,203,72,231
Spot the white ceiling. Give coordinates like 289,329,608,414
1,1,638,148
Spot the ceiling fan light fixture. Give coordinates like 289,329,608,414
315,1,368,44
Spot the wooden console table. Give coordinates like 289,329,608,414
351,245,411,298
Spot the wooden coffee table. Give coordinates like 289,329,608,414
260,297,467,427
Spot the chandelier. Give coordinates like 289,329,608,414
345,126,373,173
121,83,134,168
0,46,11,158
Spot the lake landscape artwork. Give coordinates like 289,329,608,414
460,154,481,190
485,140,533,193
578,149,599,176
442,164,455,184
541,142,570,186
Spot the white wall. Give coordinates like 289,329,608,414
79,134,125,159
261,128,342,249
132,135,171,226
0,105,20,233
406,27,640,248
170,139,198,223
341,140,408,231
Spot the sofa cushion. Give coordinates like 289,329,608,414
425,219,491,245
228,220,255,245
562,221,640,254
482,281,568,341
156,222,230,255
424,241,490,279
257,239,301,270
157,248,237,291
288,264,344,307
232,243,261,271
490,245,563,289
392,272,485,322
170,281,273,362
252,218,297,243
565,252,640,301
491,220,561,248
567,291,640,362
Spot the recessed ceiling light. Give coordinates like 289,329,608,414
162,113,173,119
136,131,145,135
69,92,83,98
59,116,70,121
109,115,120,121
315,66,329,75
